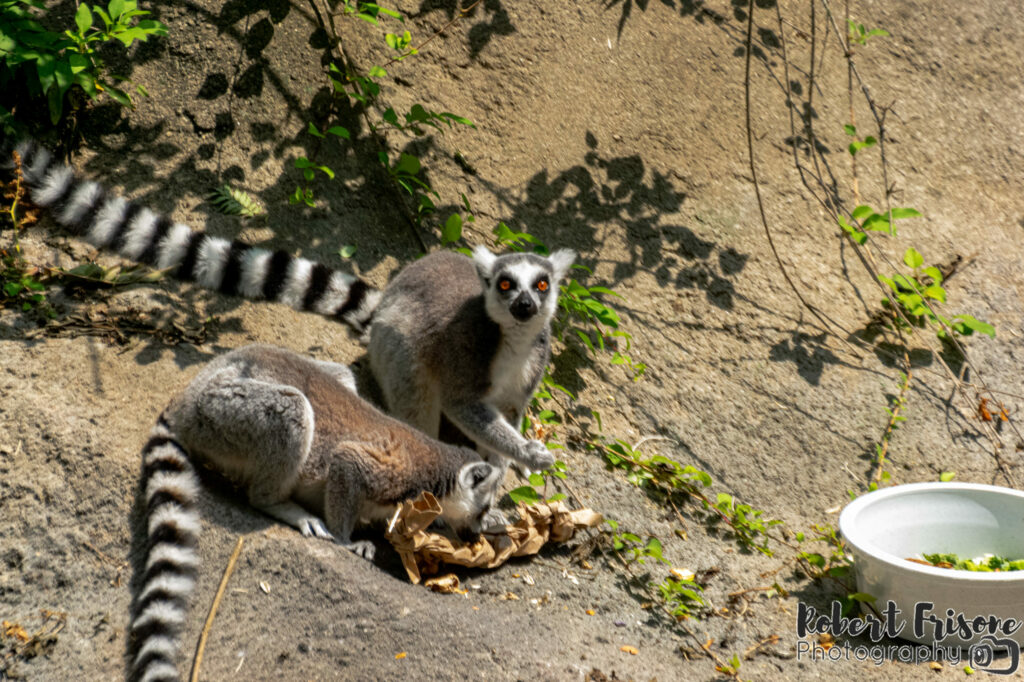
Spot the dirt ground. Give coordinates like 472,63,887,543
2,0,1023,680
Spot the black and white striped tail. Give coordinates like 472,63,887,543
127,417,201,682
4,139,380,332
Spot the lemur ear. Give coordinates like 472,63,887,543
459,461,498,489
472,245,497,282
548,249,576,282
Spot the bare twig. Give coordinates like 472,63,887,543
190,535,246,682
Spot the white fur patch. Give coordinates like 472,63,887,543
349,288,382,332
87,196,129,248
278,257,314,308
472,244,497,277
24,146,51,184
138,574,196,604
145,544,198,572
148,504,201,539
139,661,180,682
133,634,178,666
33,166,74,207
155,223,193,270
312,271,356,316
146,470,199,506
132,601,186,631
238,248,272,298
194,237,231,289
58,181,102,226
120,208,160,261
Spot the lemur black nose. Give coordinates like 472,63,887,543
510,292,537,320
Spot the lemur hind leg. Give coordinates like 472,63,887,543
173,369,330,539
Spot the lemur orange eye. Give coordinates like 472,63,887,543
536,280,549,292
499,279,512,291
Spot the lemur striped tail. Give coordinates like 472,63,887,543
4,139,380,332
127,417,201,682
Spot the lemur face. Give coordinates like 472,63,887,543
473,247,576,328
444,460,504,539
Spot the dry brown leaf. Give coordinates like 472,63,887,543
424,573,462,594
620,645,639,655
385,492,603,584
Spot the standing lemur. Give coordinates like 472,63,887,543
127,344,503,682
7,139,576,472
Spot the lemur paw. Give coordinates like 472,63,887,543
343,539,376,561
518,439,554,471
299,517,335,541
482,508,510,532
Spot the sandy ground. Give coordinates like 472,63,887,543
2,0,1023,679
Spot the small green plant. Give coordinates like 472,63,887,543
842,124,876,157
507,461,568,505
0,0,167,127
297,3,474,234
847,19,888,46
599,436,782,556
794,524,874,616
878,247,994,340
605,519,706,619
208,185,264,217
606,520,668,565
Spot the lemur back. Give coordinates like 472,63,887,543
368,246,575,474
128,344,502,682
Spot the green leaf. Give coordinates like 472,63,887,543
889,207,922,220
47,84,64,124
394,153,420,176
922,266,943,284
903,248,924,269
851,205,873,221
843,124,857,136
939,471,956,482
108,0,126,20
922,285,946,302
528,473,544,487
441,213,462,244
326,125,350,139
75,4,93,34
307,121,324,138
368,65,387,78
848,592,876,603
105,85,132,107
861,214,890,232
952,315,995,338
338,244,357,259
508,486,540,505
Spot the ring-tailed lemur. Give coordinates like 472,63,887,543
368,246,575,474
127,344,502,682
6,140,575,470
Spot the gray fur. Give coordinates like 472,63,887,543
128,344,502,682
368,246,575,474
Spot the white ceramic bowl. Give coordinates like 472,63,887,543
839,482,1024,647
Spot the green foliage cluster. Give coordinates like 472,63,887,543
599,437,782,556
795,524,873,616
0,0,166,127
605,518,706,620
293,0,474,221
921,553,1024,572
